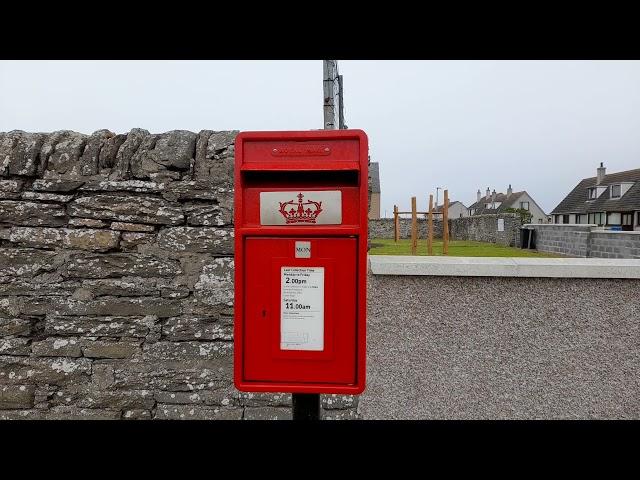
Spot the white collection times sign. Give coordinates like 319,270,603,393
280,267,324,351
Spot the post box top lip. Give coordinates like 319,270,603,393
235,129,368,172
235,128,368,143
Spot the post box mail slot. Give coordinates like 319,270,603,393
234,130,368,394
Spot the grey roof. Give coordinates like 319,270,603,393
551,168,640,214
369,162,380,194
433,201,467,213
469,191,526,214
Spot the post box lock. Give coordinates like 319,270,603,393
233,130,368,395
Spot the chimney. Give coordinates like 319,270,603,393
597,162,606,184
507,184,512,196
485,187,490,200
477,189,481,202
491,189,496,205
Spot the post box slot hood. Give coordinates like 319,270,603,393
241,170,359,187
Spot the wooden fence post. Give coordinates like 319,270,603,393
393,205,399,243
411,196,417,255
443,190,449,255
428,194,433,255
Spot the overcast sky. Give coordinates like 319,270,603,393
2,60,640,216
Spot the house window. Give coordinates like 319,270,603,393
611,184,621,198
519,201,529,210
588,212,605,225
554,214,561,224
576,214,585,224
588,187,600,199
562,214,569,224
607,212,621,225
622,213,633,226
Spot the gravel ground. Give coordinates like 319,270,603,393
360,274,640,419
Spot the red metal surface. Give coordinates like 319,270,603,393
234,129,368,394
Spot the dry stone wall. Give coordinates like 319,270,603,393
0,129,357,420
369,214,520,246
368,218,444,239
449,214,522,246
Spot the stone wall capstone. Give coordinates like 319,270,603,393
0,129,358,420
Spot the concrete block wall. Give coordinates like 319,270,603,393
0,129,358,420
529,224,640,259
529,224,592,257
588,232,640,259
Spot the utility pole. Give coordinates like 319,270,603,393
436,187,443,208
428,194,434,255
411,196,418,255
323,60,341,130
338,74,346,129
443,190,449,255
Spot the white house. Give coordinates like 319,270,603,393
433,201,468,219
468,185,546,223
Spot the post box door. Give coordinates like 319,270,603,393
243,237,357,385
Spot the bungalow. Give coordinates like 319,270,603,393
550,163,640,231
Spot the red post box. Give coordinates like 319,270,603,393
233,129,368,394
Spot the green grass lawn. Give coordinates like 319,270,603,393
369,238,560,258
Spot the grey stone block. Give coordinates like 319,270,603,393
32,338,82,357
63,253,181,278
0,201,67,227
68,194,184,225
155,404,242,420
0,318,34,337
0,385,36,409
81,340,141,359
244,406,292,420
157,227,233,254
0,338,31,356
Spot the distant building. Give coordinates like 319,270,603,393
468,185,547,223
550,163,640,231
433,201,468,219
369,162,381,219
